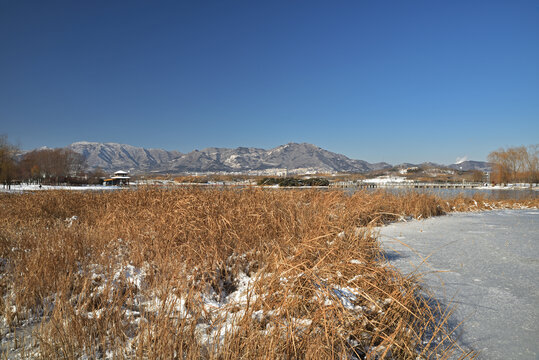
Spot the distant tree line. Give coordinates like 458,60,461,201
0,135,104,188
19,148,86,184
488,145,538,184
258,177,330,187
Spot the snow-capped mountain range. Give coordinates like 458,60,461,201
65,141,491,174
67,141,392,174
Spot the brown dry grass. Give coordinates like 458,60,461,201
0,188,536,359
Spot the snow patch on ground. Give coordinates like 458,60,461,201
362,176,413,184
1,249,390,359
477,183,539,190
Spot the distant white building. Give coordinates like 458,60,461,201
103,170,130,186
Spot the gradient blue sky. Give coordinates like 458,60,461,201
1,1,538,164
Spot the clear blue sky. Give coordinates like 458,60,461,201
1,0,538,164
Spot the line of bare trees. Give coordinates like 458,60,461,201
0,135,102,188
488,145,538,184
19,148,87,184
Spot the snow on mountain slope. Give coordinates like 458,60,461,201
68,142,183,172
67,142,391,174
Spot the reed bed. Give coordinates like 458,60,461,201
0,188,536,359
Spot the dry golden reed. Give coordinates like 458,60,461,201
1,188,534,359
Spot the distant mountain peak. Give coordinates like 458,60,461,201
448,160,491,172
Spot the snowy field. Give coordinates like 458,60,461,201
379,210,539,359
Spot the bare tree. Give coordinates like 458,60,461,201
0,135,18,189
488,145,539,184
488,149,510,184
470,170,484,183
523,145,539,183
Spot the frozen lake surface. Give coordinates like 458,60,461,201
379,209,539,359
